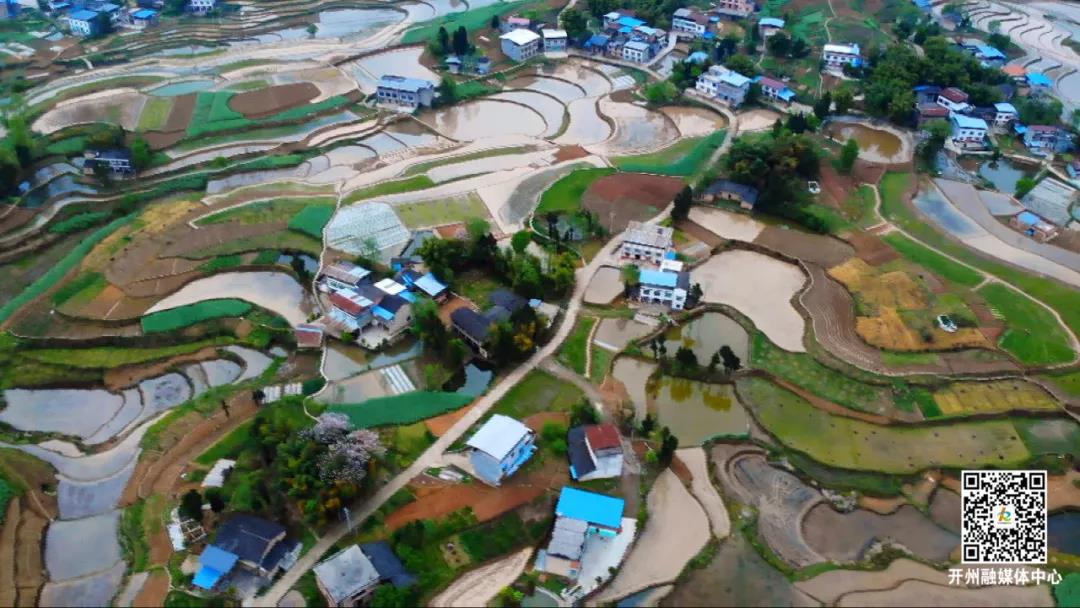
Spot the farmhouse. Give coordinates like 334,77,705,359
936,87,970,115
538,487,629,579
1002,63,1027,84
1020,177,1076,226
619,220,674,264
319,261,372,291
1023,125,1074,154
713,0,754,19
992,102,1018,127
542,28,567,52
702,179,759,209
187,0,213,14
465,414,536,486
621,40,651,63
129,7,158,27
754,75,795,104
1010,210,1059,242
500,28,541,62
67,8,99,35
758,16,784,37
822,42,861,71
568,424,624,481
500,15,530,33
193,515,300,591
672,7,709,38
636,268,690,310
695,65,751,107
376,75,435,109
1027,71,1053,94
398,269,449,301
313,543,415,607
451,307,495,357
916,103,950,127
83,149,134,176
949,113,988,149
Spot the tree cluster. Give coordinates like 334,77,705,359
766,32,809,59
434,25,472,57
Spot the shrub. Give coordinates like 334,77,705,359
49,211,112,234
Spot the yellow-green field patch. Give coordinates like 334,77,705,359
137,97,174,131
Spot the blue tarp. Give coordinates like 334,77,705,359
585,34,609,48
1017,211,1041,225
193,567,224,590
132,8,156,18
398,291,416,303
373,306,394,321
639,269,677,287
555,486,624,529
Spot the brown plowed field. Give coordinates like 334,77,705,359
755,226,854,268
0,501,18,608
229,83,319,119
583,173,683,231
675,219,724,249
846,231,899,266
386,461,567,530
132,571,169,608
15,509,45,604
0,207,37,237
554,145,589,162
163,93,196,132
425,403,475,437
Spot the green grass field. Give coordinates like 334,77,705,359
141,299,253,333
199,255,245,273
401,0,527,44
395,194,489,229
612,130,726,177
738,376,1033,473
558,317,596,375
0,215,134,324
589,346,612,384
327,392,473,428
879,172,1080,342
195,420,254,465
288,205,336,239
24,337,234,369
51,271,107,307
187,230,324,258
197,197,335,226
137,97,174,131
48,211,113,235
977,283,1075,366
750,333,890,413
536,168,616,215
344,175,435,204
1013,417,1080,458
880,232,982,287
490,369,585,420
1039,370,1080,397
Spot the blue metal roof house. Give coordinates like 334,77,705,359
555,486,625,534
1027,72,1052,87
194,546,239,590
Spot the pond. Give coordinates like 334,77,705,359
277,253,319,274
661,106,728,137
147,79,216,97
975,158,1035,194
146,271,310,326
658,312,748,365
443,361,493,397
648,376,749,445
825,121,904,163
611,357,656,421
912,185,981,238
421,100,547,140
1049,511,1080,555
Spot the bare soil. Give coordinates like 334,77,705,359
0,501,18,608
755,226,854,268
674,218,724,249
846,230,900,266
131,570,169,608
583,174,684,231
229,83,320,119
553,145,589,162
0,207,37,237
425,403,475,437
162,93,196,132
15,508,45,604
103,346,221,391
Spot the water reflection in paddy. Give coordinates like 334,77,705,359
421,100,546,140
557,98,611,144
491,90,567,137
147,79,216,97
611,357,657,422
510,76,586,101
825,121,903,162
648,376,749,445
976,158,1035,194
660,312,748,364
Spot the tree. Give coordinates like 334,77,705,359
131,135,151,172
621,264,639,297
671,185,693,221
207,490,226,513
789,36,809,58
988,32,1011,51
571,398,599,427
561,7,588,39
412,298,449,352
446,337,468,369
315,428,385,484
452,26,470,57
675,346,698,370
767,31,790,57
511,230,531,254
726,53,756,77
163,0,186,15
786,112,809,134
833,89,854,115
180,489,203,522
839,138,859,174
640,413,656,435
1015,176,1037,199
586,0,617,19
658,426,678,466
919,120,951,163
644,80,678,104
307,23,318,38
423,363,452,390
490,14,500,29
813,91,832,121
708,351,720,374
437,26,450,54
718,345,741,373
688,282,703,304
717,34,739,60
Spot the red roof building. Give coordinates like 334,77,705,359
329,290,370,318
940,87,969,103
585,424,622,452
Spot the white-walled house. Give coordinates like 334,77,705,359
500,28,541,62
636,268,690,310
936,87,970,115
376,75,435,109
950,113,988,149
621,40,652,63
619,220,673,264
696,65,751,107
568,424,624,481
672,7,708,37
822,42,861,70
466,415,536,486
542,28,567,52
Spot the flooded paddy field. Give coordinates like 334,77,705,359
825,120,911,163
658,312,748,363
648,376,750,445
146,271,310,326
593,317,653,351
490,90,567,138
421,100,547,140
802,503,957,562
352,46,439,94
600,99,680,153
611,357,656,421
584,266,623,305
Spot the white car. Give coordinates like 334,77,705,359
807,181,821,194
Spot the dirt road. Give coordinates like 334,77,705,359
429,548,533,607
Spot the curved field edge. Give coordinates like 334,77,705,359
735,375,1080,474
326,392,473,428
878,172,1080,353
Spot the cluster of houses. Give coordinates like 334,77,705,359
46,0,173,35
581,10,669,64
192,515,302,594
300,254,449,350
618,221,693,311
498,15,568,62
670,0,755,40
450,288,559,359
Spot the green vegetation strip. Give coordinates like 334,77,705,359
138,97,173,131
187,91,352,138
51,271,107,306
750,333,889,413
119,501,150,572
195,420,254,465
401,0,527,44
0,215,134,324
140,299,253,333
738,376,1034,473
344,175,435,204
288,205,336,239
0,478,12,524
558,317,596,375
23,336,234,369
328,392,473,428
536,167,616,215
49,211,113,235
977,283,1075,366
196,197,336,226
879,172,1080,342
612,130,727,177
880,232,982,287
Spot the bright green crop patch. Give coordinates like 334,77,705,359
977,283,1074,366
327,392,473,428
140,299,253,333
287,205,336,239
